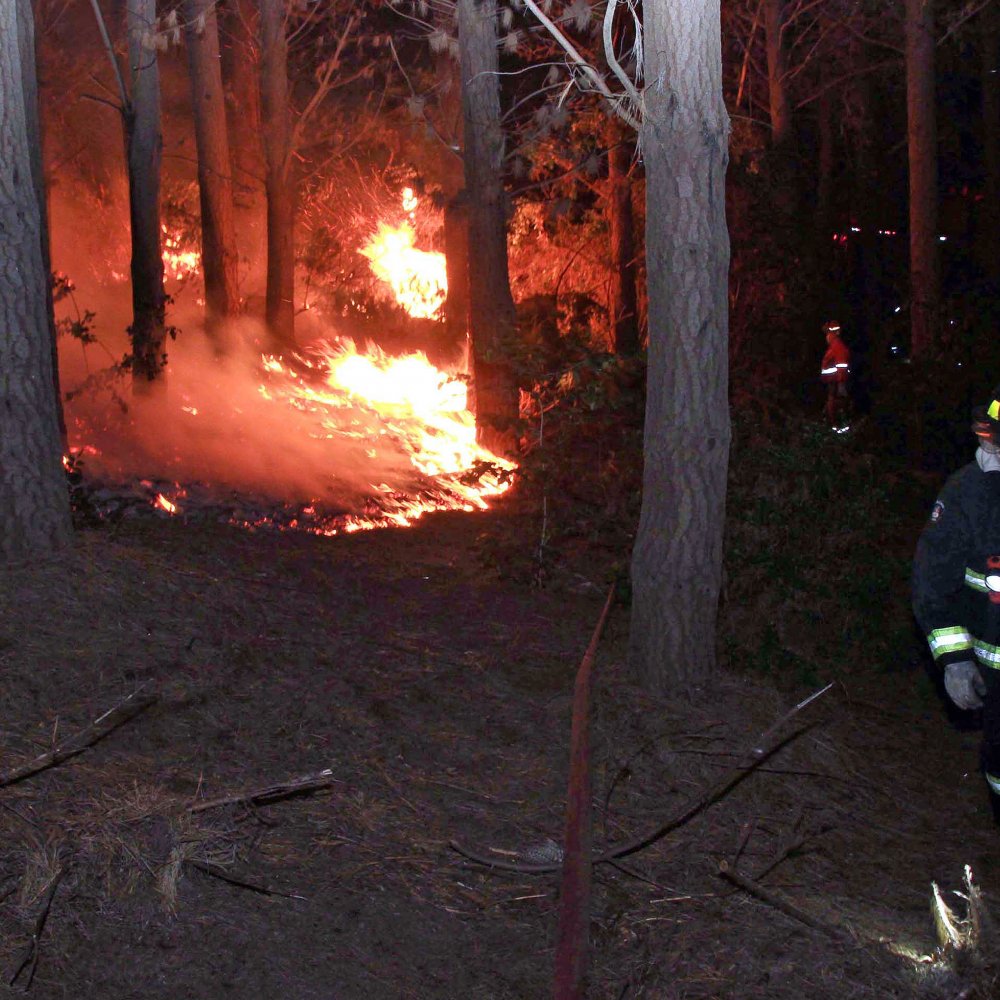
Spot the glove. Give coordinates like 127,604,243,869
944,660,986,711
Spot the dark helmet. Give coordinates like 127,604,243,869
822,321,842,337
972,385,1000,444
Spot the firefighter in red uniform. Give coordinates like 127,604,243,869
913,385,1000,821
819,321,851,426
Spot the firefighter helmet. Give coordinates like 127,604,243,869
972,385,1000,445
822,321,842,337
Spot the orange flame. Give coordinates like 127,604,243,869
258,340,513,532
360,189,447,319
161,225,200,282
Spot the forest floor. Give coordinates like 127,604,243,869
1,495,999,1000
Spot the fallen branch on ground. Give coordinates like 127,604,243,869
8,864,68,991
186,859,306,899
451,684,834,873
0,690,158,789
717,859,850,942
187,769,340,813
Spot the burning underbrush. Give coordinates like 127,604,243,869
64,335,515,536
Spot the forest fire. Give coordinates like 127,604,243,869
360,189,447,319
67,338,514,536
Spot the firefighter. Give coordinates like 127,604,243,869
913,385,1000,820
819,321,851,426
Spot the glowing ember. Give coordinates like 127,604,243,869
154,493,179,514
360,214,447,320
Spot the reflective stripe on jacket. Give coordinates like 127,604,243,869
820,338,851,383
912,462,1000,669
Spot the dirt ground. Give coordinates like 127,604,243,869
0,502,998,999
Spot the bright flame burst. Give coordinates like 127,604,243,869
248,340,513,533
360,189,447,320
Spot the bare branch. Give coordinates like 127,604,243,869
86,0,130,111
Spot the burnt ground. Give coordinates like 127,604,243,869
1,501,999,999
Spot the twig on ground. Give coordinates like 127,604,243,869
186,859,306,899
717,859,848,941
8,865,68,991
187,769,340,814
452,683,834,874
0,691,158,789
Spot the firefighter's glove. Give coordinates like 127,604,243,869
944,660,986,711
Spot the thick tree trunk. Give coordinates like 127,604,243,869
981,5,1000,287
458,0,518,454
607,133,639,355
905,0,939,359
183,0,240,352
258,0,296,351
21,0,65,445
628,0,731,693
125,0,167,388
0,0,71,559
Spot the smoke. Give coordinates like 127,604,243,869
63,324,438,506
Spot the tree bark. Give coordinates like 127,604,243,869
219,0,263,207
629,0,731,693
0,0,71,559
258,0,296,351
607,131,639,355
183,0,240,352
763,0,792,151
125,0,167,388
905,0,939,359
21,0,65,446
458,0,519,454
443,191,470,363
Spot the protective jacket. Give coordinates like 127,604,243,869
820,338,851,384
912,461,1000,670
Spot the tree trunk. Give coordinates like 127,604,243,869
763,0,792,151
0,0,71,559
905,0,939,359
981,4,1000,287
125,0,167,388
443,191,470,363
21,0,65,446
219,0,263,207
629,0,731,693
183,0,240,352
458,0,519,454
258,0,296,351
607,131,639,355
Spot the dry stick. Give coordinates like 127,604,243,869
451,684,834,874
8,865,68,991
187,769,339,814
186,859,305,899
717,860,849,942
0,691,158,789
554,584,616,1000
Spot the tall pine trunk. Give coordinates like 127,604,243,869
0,0,71,559
259,0,296,351
629,0,731,692
183,0,240,352
458,0,518,454
125,0,167,389
607,131,639,355
905,0,939,359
